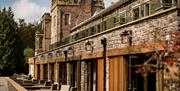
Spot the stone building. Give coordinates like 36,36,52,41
29,0,180,91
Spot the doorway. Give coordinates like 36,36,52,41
86,60,97,91
59,62,67,85
127,54,156,91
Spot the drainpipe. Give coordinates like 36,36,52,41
101,38,107,91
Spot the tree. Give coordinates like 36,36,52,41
0,8,26,75
24,48,34,63
17,20,41,50
134,28,180,91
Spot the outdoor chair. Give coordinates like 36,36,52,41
60,85,71,91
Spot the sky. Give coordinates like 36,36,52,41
0,0,118,23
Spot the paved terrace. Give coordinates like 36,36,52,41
0,76,74,91
0,77,60,91
0,77,25,91
0,77,9,91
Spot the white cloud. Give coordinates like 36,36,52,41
12,0,50,23
10,0,117,22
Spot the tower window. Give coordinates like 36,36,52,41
64,14,70,25
39,37,43,48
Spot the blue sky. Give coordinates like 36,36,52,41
0,0,118,23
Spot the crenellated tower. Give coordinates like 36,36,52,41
50,0,104,44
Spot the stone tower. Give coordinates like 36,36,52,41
51,0,104,44
42,13,51,51
35,31,43,55
35,13,51,55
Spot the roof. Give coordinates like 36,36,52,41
70,0,130,32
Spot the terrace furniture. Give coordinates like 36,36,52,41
60,85,71,91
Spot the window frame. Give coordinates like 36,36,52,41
64,14,70,25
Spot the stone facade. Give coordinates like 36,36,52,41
42,13,51,52
31,0,180,91
50,0,104,44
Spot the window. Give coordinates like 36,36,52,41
75,33,79,40
140,5,144,18
74,0,78,3
145,3,150,16
64,14,70,25
103,21,107,31
114,16,120,26
79,31,83,39
39,37,43,48
90,27,95,35
162,0,172,7
133,7,140,20
119,12,126,24
82,31,86,38
84,30,88,37
105,18,115,29
126,10,133,22
72,35,76,41
97,24,101,33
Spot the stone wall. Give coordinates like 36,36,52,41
42,13,51,51
32,0,179,90
35,8,178,65
50,0,104,44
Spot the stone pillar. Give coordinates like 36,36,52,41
55,62,59,83
48,63,51,81
35,65,38,79
29,64,34,78
40,64,44,80
80,61,86,91
67,63,71,85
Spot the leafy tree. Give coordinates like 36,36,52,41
17,20,41,50
0,8,26,75
16,19,41,70
24,48,34,63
